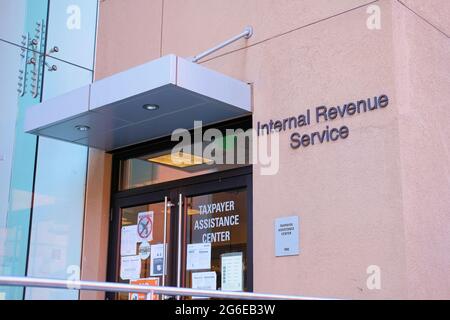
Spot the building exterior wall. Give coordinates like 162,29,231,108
0,0,448,300
198,0,405,299
89,0,450,299
392,0,450,299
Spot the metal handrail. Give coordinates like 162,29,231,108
0,276,334,300
190,26,253,63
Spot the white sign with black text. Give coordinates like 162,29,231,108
186,243,211,271
221,252,243,292
275,216,300,257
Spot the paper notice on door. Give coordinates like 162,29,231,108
221,252,243,292
120,255,141,280
150,244,166,276
191,271,217,299
186,243,211,271
192,271,217,290
121,225,138,256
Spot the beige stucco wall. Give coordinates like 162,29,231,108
83,0,450,299
392,0,450,299
80,149,111,300
195,0,405,299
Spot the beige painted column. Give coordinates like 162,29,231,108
79,150,112,300
79,0,164,300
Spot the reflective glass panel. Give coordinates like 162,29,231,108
0,0,27,44
24,0,98,299
24,49,94,301
118,202,172,300
120,133,251,190
0,41,21,229
184,189,249,295
45,0,98,69
0,0,49,300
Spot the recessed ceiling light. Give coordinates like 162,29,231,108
143,104,159,111
75,125,90,132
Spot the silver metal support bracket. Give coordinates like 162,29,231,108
190,26,253,63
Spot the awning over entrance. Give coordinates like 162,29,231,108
24,55,252,151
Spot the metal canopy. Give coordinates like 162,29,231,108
24,55,252,151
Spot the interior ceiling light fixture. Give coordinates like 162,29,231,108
187,208,200,216
147,152,213,168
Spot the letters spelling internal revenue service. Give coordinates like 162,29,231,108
257,94,389,150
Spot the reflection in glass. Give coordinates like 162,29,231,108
0,0,98,300
0,0,26,45
46,0,98,69
120,135,251,190
0,40,31,302
24,0,97,300
41,56,93,100
0,42,21,230
0,0,49,300
24,138,87,300
24,47,94,301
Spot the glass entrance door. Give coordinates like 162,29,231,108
109,171,252,300
117,197,173,300
183,188,249,294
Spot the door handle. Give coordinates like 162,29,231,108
176,194,183,299
162,196,168,288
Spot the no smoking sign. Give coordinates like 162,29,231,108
137,211,154,242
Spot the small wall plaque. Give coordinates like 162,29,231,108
275,216,299,257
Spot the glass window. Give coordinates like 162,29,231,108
23,0,98,300
0,42,22,229
118,201,172,300
0,0,49,300
45,0,98,69
24,58,92,299
1,0,98,300
184,189,249,294
40,56,94,100
24,137,88,300
120,132,251,190
0,0,27,44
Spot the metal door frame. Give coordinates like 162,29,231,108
106,167,253,300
